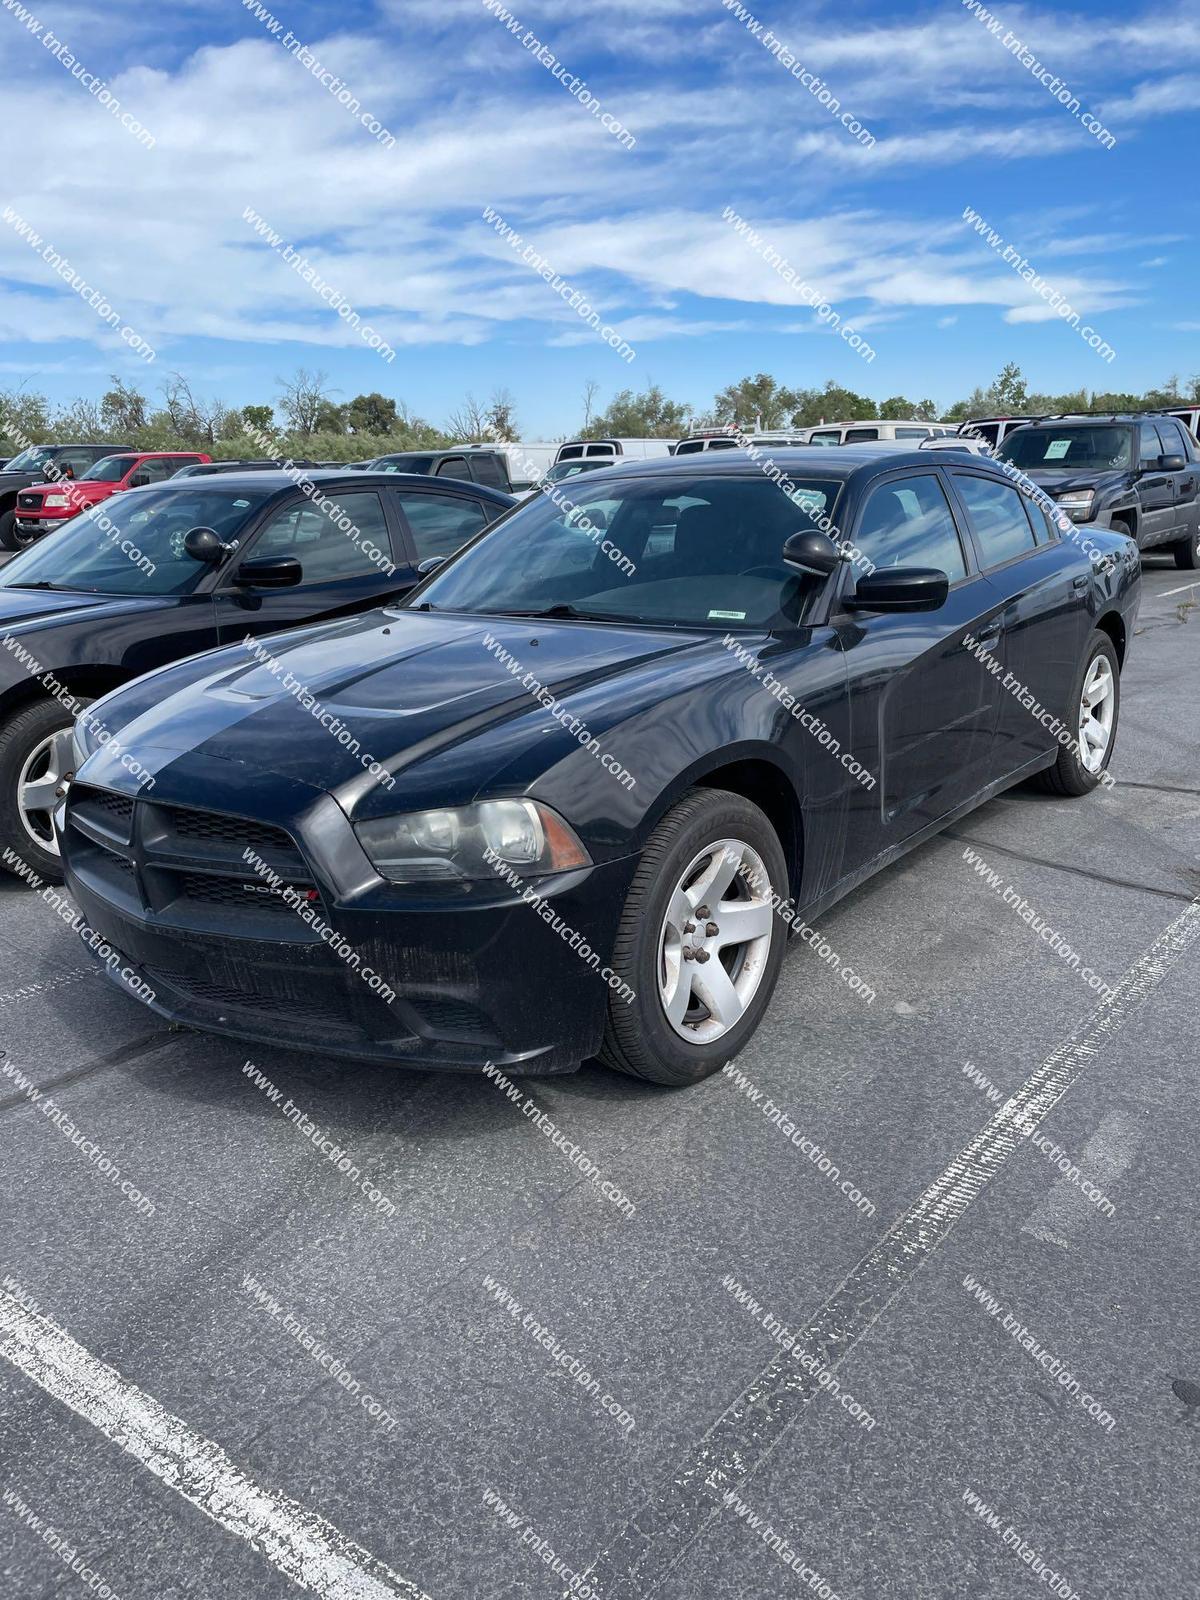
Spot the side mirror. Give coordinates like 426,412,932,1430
416,556,445,576
1160,454,1186,472
847,567,949,612
781,529,841,577
62,465,75,479
184,526,229,563
234,554,302,588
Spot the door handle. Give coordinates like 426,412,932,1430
975,621,1001,643
1072,575,1088,591
1180,477,1195,491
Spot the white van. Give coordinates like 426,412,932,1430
674,429,809,454
457,441,558,491
554,437,677,467
801,420,955,446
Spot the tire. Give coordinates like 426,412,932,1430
1109,518,1132,543
1172,528,1200,570
0,508,20,553
0,697,90,884
598,787,788,1086
1032,631,1120,798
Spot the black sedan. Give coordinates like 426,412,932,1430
0,470,514,879
58,449,1139,1085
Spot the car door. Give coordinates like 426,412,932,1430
945,467,1088,772
835,468,1006,866
1134,421,1178,548
387,485,498,571
213,487,411,644
1154,417,1198,544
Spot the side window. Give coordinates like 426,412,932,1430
1156,419,1188,458
133,458,176,485
952,473,1037,566
248,491,392,581
55,449,95,478
1139,423,1162,467
852,473,967,579
808,430,839,446
845,427,880,442
468,454,507,489
393,490,489,562
586,444,614,458
896,427,929,439
434,456,468,480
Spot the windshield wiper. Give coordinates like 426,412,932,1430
489,603,632,623
6,581,63,590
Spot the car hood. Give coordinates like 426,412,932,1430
0,585,176,643
1013,466,1130,495
84,609,722,811
19,480,102,505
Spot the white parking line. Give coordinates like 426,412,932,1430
572,893,1200,1598
1161,580,1199,596
0,1291,434,1600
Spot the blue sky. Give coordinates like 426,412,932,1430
0,0,1195,434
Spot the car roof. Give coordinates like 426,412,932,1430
141,469,515,503
572,444,1012,484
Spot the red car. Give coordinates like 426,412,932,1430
12,451,211,546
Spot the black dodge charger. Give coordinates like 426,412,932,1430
59,449,1139,1086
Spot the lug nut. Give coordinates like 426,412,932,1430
683,947,695,961
694,949,711,963
683,920,696,933
696,904,710,917
706,921,719,937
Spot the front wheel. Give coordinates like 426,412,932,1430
1032,631,1120,798
599,788,788,1085
0,509,21,553
1172,528,1200,570
0,697,88,883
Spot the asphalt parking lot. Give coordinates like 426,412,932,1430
1,560,1198,1600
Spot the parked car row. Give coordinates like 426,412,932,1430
0,438,1140,1087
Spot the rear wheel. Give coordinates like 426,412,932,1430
599,788,788,1086
0,508,20,553
1172,528,1200,570
0,697,88,883
1032,631,1119,797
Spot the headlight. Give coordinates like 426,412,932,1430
43,494,69,508
1056,490,1095,520
355,799,591,884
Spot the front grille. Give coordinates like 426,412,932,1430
66,791,322,938
144,968,376,1043
163,807,295,854
17,493,41,509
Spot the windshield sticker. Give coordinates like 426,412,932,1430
1044,439,1071,460
709,609,747,620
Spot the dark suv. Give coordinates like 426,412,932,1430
357,449,513,493
998,414,1200,569
0,444,133,551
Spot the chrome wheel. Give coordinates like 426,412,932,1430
657,838,775,1045
18,726,73,856
1078,654,1115,773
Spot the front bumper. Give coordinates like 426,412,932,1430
14,517,68,535
58,754,635,1074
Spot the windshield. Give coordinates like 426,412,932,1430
542,461,610,483
4,446,56,474
0,486,272,595
1000,427,1133,471
79,455,136,482
363,454,431,473
410,473,843,629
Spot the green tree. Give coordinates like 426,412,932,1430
788,382,875,427
585,381,689,438
709,373,799,430
240,403,275,433
486,388,519,439
992,362,1028,412
100,377,148,434
0,387,52,445
346,393,397,435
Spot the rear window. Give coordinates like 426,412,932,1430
468,454,508,489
